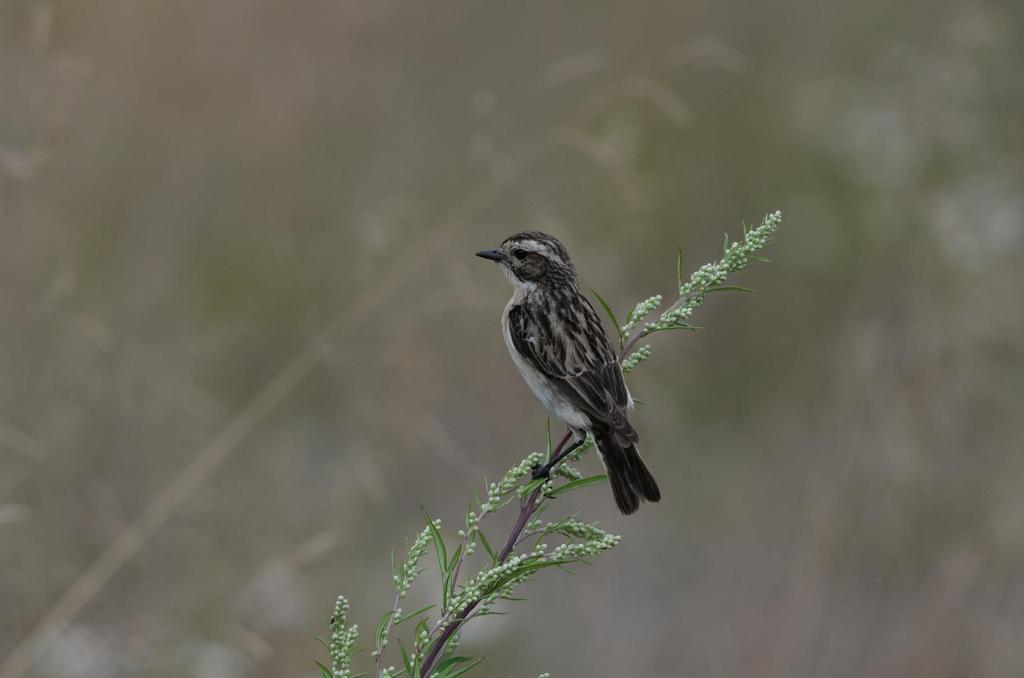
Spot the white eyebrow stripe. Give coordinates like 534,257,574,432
508,239,569,266
512,240,548,253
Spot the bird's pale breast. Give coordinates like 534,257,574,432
501,300,591,430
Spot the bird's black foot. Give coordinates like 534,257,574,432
531,437,586,480
531,463,552,480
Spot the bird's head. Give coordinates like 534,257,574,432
476,231,576,290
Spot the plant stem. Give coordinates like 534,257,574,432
619,329,649,360
618,289,699,359
417,433,570,677
422,349,627,675
375,590,403,677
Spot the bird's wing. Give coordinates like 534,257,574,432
507,297,632,431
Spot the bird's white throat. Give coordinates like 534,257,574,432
502,265,537,298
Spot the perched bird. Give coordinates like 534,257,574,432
476,232,660,514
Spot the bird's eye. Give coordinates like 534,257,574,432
512,249,529,260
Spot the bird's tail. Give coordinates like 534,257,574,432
593,426,661,515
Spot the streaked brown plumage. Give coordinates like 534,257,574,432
476,232,660,514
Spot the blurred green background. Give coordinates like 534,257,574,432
2,1,1023,676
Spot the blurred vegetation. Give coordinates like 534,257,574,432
1,1,1022,677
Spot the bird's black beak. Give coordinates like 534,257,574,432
475,248,505,262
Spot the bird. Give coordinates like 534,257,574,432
476,232,660,514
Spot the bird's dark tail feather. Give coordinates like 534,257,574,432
594,429,661,515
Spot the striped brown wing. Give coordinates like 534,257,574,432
507,294,633,433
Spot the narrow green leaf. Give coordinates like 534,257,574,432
491,495,516,511
520,477,547,496
315,661,333,678
414,619,430,649
484,559,574,595
394,604,435,626
422,510,448,610
448,543,463,574
545,418,553,461
446,543,463,600
477,529,497,565
548,474,607,497
590,287,625,344
399,638,414,677
521,557,574,573
676,243,684,290
723,232,730,254
707,285,754,293
749,255,773,263
657,323,702,332
438,657,485,678
422,510,447,573
375,610,393,651
434,656,476,674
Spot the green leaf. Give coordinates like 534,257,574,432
447,658,486,677
477,529,497,565
436,657,485,678
446,542,463,600
375,610,393,651
448,543,463,574
399,638,415,677
656,323,702,332
548,474,607,497
520,477,547,496
422,510,447,573
422,509,448,609
591,287,625,344
707,285,754,293
676,244,684,290
434,656,477,675
414,618,431,650
491,495,516,511
545,418,553,461
556,562,580,576
749,255,773,263
484,558,574,596
315,661,333,678
394,604,436,626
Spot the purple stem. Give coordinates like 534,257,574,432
418,431,572,677
619,330,648,361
